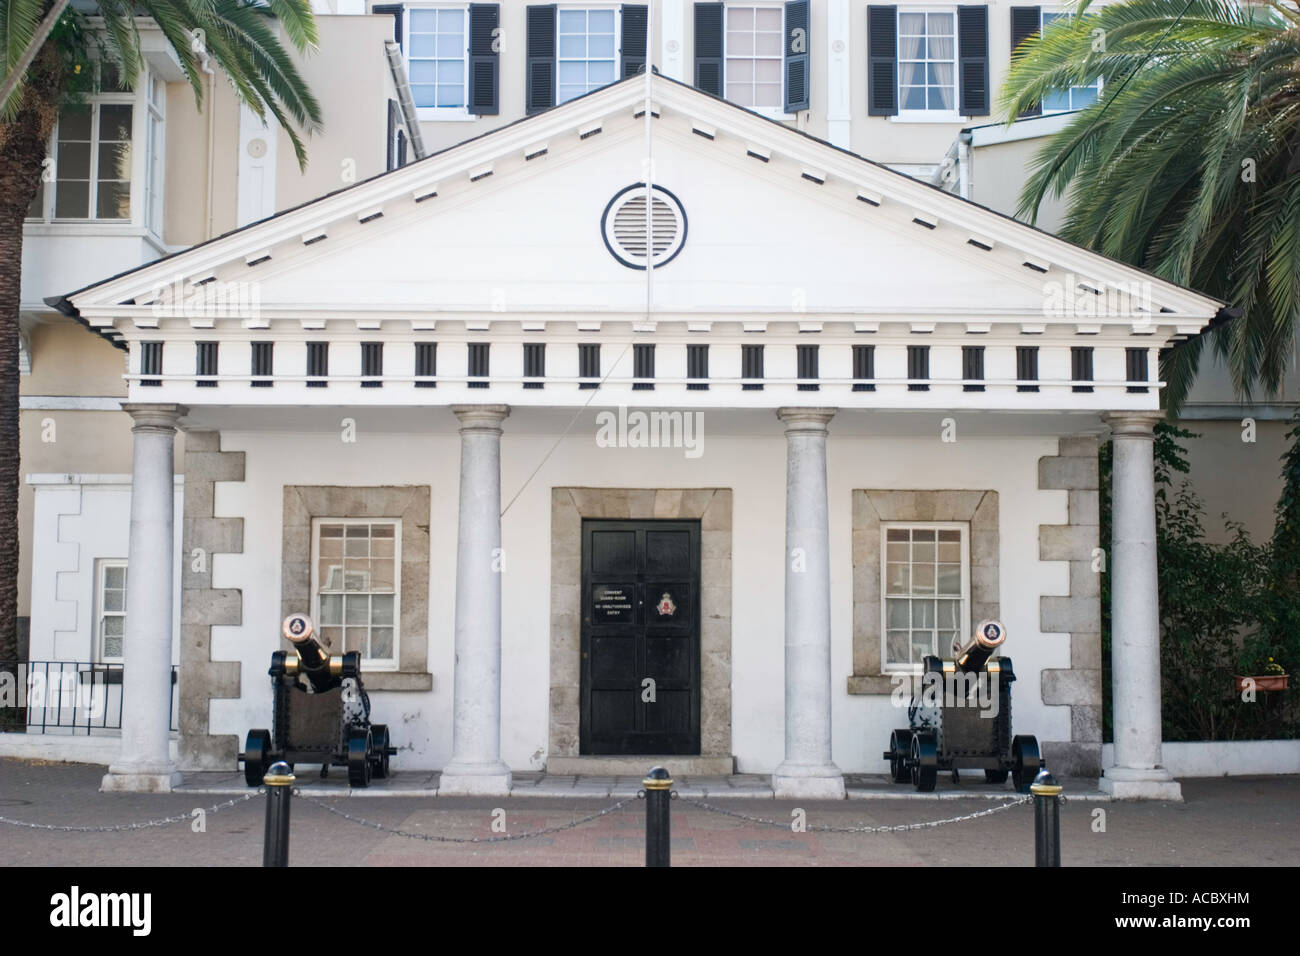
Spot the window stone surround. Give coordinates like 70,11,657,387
548,487,733,760
848,489,1000,695
281,485,432,691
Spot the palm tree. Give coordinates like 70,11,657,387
0,2,324,664
999,0,1300,412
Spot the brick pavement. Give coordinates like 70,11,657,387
1,759,1297,866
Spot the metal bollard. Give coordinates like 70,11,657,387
263,761,295,867
643,766,673,868
1030,767,1062,867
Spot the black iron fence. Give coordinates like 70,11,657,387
0,661,178,734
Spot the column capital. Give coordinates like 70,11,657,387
122,403,189,434
1103,410,1165,440
777,407,837,433
452,404,510,434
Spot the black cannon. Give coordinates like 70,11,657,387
241,613,395,787
882,620,1041,793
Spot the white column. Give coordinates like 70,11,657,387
773,408,845,799
439,405,512,795
102,404,187,793
1100,412,1182,800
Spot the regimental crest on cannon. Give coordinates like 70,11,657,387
240,613,396,787
882,619,1042,793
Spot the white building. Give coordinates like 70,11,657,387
44,72,1223,799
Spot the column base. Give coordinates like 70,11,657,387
438,761,513,796
101,766,184,794
772,762,846,800
1099,766,1183,801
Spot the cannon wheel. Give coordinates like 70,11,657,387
347,727,373,788
910,732,938,793
1012,735,1041,793
888,729,913,784
244,729,271,787
370,724,391,779
985,768,1009,785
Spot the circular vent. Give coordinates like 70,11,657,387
601,184,687,270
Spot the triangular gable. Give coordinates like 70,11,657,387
54,73,1224,341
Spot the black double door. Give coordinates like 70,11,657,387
580,520,701,755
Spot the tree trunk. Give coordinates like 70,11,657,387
0,46,63,665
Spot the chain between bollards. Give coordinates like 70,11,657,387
1031,768,1063,867
263,761,295,867
643,766,673,868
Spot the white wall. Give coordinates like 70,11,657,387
210,416,1071,773
25,474,183,735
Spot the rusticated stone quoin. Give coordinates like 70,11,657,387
1037,435,1103,776
178,430,243,771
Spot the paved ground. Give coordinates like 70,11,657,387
1,759,1297,866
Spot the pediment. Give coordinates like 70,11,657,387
58,74,1223,343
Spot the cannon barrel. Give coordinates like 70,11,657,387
954,620,1007,674
281,614,346,692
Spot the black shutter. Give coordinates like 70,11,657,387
1016,346,1039,392
468,342,490,387
694,3,724,96
633,343,655,390
469,4,500,115
397,130,407,166
784,0,810,112
306,342,328,388
958,5,989,116
373,4,403,46
386,99,398,172
140,342,162,387
742,344,764,391
524,343,545,388
622,5,648,77
962,345,985,392
251,341,273,388
1126,348,1149,393
687,344,709,390
853,344,876,392
868,6,897,116
361,342,383,388
1071,346,1094,393
797,344,819,391
415,342,437,388
1010,6,1042,117
579,343,601,388
526,4,557,114
907,345,929,391
196,341,218,387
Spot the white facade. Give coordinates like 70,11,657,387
46,74,1225,795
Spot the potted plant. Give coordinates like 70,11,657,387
1234,654,1289,694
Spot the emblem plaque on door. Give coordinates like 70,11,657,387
655,592,677,617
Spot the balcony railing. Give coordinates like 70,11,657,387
0,661,179,735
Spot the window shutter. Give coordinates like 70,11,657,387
622,5,648,78
907,345,929,391
526,4,557,114
687,344,709,390
1126,348,1149,393
415,342,437,388
468,342,490,387
469,4,500,115
694,3,724,96
633,343,655,389
196,342,218,387
962,345,985,392
140,342,163,387
1071,346,1094,393
742,344,764,390
1016,345,1040,392
386,99,398,171
784,0,810,113
797,344,819,391
251,342,274,388
853,344,876,392
373,4,403,47
958,5,989,116
867,6,897,116
1010,6,1042,117
579,343,601,388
